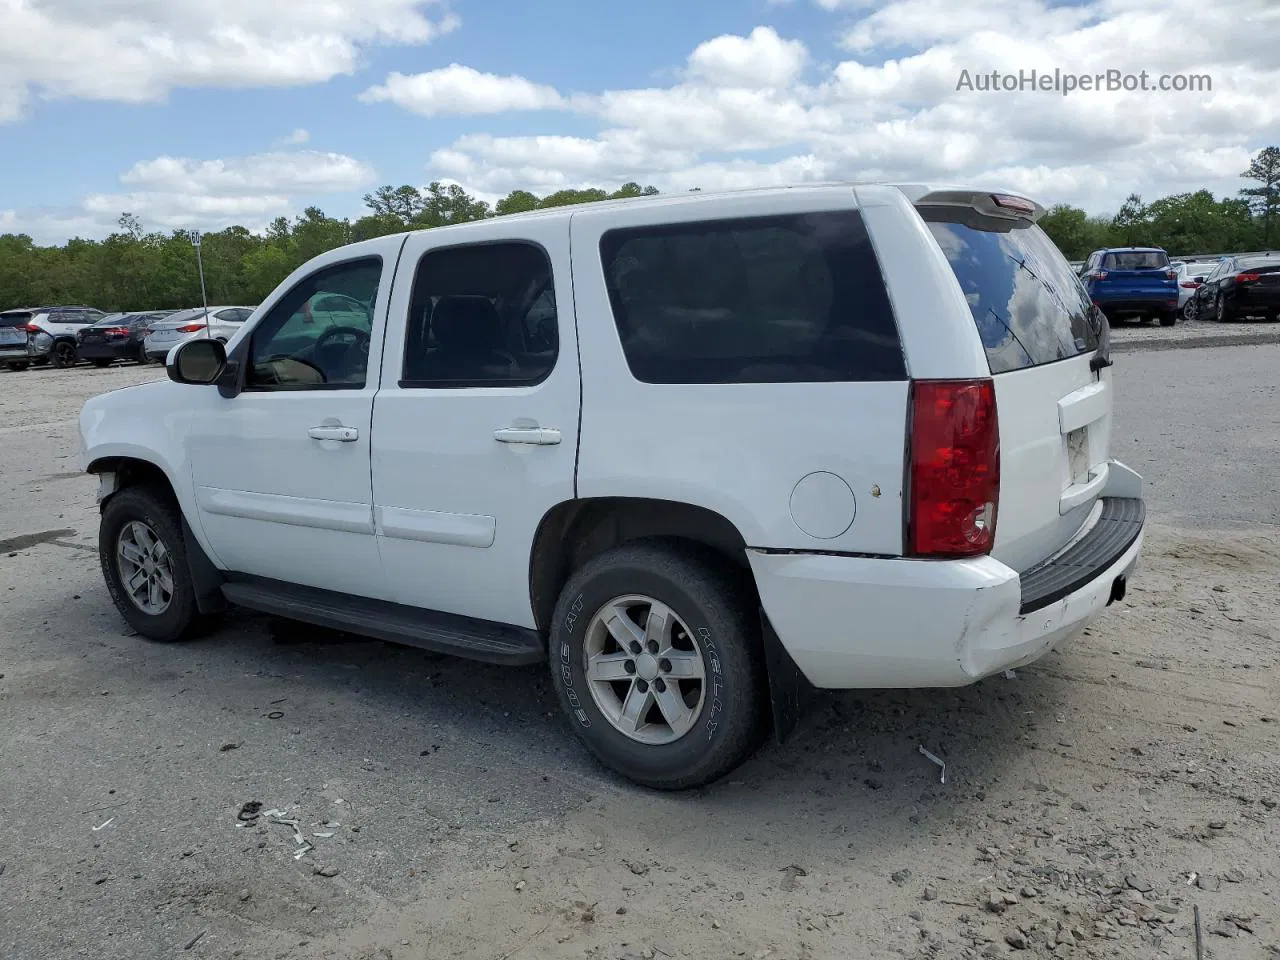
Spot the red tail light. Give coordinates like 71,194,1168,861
101,326,128,336
1165,269,1177,281
175,323,207,333
25,323,41,333
1179,281,1200,288
907,379,1000,559
1236,272,1261,284
1089,270,1108,281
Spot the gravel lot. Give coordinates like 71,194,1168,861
2,335,1279,960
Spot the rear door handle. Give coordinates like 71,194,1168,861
308,425,359,442
493,426,561,446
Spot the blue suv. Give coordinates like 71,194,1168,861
1080,247,1179,326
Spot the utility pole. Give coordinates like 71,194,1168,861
192,231,210,337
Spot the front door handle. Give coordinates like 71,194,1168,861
308,425,359,442
493,426,561,446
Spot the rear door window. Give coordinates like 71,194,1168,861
598,210,905,384
923,209,1099,375
1102,251,1169,270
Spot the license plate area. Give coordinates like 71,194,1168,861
1066,426,1090,486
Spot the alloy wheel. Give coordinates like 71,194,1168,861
582,594,708,745
116,520,176,615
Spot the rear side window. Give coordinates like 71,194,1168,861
924,210,1099,375
401,241,559,388
598,210,905,384
1102,250,1168,270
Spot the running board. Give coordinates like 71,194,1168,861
220,578,545,666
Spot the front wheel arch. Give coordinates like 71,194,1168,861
87,456,225,613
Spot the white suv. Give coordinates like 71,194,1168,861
79,184,1145,789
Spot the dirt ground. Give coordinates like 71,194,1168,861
232,524,1280,960
2,353,1279,960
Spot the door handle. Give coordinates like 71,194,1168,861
308,425,359,442
493,426,561,446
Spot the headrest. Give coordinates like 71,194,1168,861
431,296,502,353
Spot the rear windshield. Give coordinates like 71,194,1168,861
0,311,34,327
924,210,1099,375
598,210,905,384
1102,250,1169,270
1239,257,1280,270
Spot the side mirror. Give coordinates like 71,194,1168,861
168,337,227,385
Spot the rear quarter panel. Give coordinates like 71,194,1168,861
569,187,917,555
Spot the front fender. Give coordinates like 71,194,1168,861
78,381,223,571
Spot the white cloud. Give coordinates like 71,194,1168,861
359,64,567,116
0,0,459,121
686,26,808,89
411,1,1280,215
4,150,377,244
278,128,311,146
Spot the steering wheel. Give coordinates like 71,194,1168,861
314,325,371,379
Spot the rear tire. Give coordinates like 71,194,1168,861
548,540,767,790
1216,296,1232,323
99,486,202,643
6,361,29,371
1158,311,1177,327
137,343,150,364
52,340,77,368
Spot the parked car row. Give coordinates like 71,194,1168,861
1181,253,1280,323
0,304,257,371
1076,246,1280,327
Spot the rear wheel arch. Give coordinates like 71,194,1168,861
529,497,753,635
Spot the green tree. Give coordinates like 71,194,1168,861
495,190,541,216
1239,145,1280,246
413,182,491,227
1039,204,1109,260
1111,193,1150,246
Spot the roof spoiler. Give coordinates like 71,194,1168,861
894,185,1047,223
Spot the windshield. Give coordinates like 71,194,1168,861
1239,257,1280,270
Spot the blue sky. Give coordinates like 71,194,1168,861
1,0,1276,243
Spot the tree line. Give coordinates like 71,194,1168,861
1,148,1276,312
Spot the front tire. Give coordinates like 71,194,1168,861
548,541,767,790
90,358,113,368
99,486,201,642
1183,300,1198,322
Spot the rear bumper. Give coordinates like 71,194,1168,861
1095,297,1177,314
78,342,137,360
749,472,1145,690
1231,288,1280,311
0,344,29,361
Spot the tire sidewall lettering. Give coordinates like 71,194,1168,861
559,589,726,744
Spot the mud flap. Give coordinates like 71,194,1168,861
182,516,226,614
760,609,817,745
